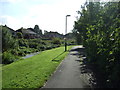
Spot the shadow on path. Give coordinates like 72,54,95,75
41,46,100,89
69,46,98,88
73,46,105,88
70,47,86,57
51,52,65,62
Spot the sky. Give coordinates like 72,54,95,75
0,0,86,34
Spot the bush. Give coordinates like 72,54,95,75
28,42,38,49
46,45,52,50
38,45,46,51
51,38,61,45
18,39,28,47
10,49,19,55
74,2,120,87
2,52,16,64
16,32,23,38
18,51,25,56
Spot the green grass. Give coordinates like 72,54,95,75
2,46,74,88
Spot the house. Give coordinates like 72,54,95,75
65,33,74,39
16,28,40,39
44,31,64,39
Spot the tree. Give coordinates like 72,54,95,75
34,25,42,35
44,30,48,34
2,26,18,52
74,1,120,88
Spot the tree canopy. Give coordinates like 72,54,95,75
73,1,120,88
34,25,42,35
2,25,18,52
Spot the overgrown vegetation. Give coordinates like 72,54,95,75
1,25,76,64
2,46,73,88
73,1,120,88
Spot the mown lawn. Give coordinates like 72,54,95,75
2,46,74,88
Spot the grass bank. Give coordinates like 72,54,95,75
2,46,74,88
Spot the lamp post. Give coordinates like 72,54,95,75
65,15,71,52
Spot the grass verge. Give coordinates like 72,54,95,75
2,46,74,88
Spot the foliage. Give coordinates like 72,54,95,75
2,51,18,64
1,24,75,64
2,26,18,52
34,25,42,35
51,38,61,45
16,32,23,38
18,39,28,47
74,1,120,88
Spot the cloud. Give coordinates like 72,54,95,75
1,0,86,34
0,0,24,3
25,0,84,33
0,15,23,30
0,16,7,25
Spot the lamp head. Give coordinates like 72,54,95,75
66,15,71,17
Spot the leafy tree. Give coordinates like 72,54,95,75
39,29,42,35
44,30,48,34
34,25,42,35
72,29,82,44
74,1,120,88
2,26,18,52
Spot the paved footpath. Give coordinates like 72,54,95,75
42,46,91,88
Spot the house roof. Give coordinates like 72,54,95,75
22,29,37,35
16,28,37,35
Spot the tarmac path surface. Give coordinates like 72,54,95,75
42,46,91,88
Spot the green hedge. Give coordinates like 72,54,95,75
74,2,120,88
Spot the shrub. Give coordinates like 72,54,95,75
10,49,19,55
18,39,28,47
38,45,46,51
18,51,25,56
16,32,23,38
28,42,38,49
74,1,120,87
51,38,61,45
46,45,52,50
2,52,16,64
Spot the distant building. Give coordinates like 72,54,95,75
65,33,74,39
16,28,41,39
44,31,64,39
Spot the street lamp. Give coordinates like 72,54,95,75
65,15,71,52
